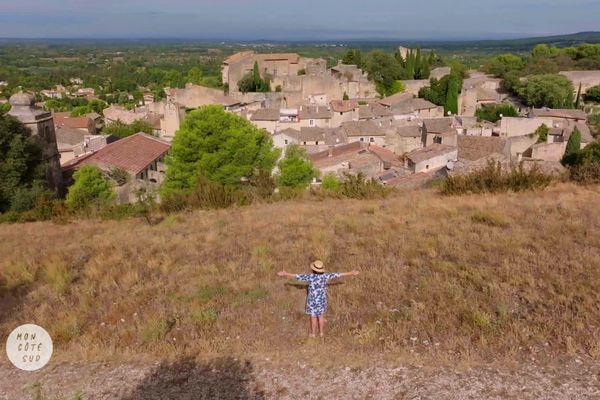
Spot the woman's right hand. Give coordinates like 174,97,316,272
277,271,288,277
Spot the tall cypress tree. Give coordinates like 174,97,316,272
444,74,460,115
562,127,582,166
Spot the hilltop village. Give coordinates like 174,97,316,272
3,45,600,203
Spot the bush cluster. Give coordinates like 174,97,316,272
440,161,554,195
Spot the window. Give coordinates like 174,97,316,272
360,137,364,142
426,165,430,170
303,141,307,145
370,137,375,143
315,141,319,145
309,119,315,127
284,139,288,145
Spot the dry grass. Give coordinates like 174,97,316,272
1,183,600,366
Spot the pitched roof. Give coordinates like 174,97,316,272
423,117,457,135
393,125,422,137
223,51,254,65
341,120,386,137
77,133,170,175
53,112,92,129
359,103,393,119
55,127,86,146
379,92,413,107
390,98,438,114
250,108,280,121
406,144,457,164
299,105,333,120
457,136,508,161
530,108,587,121
330,99,359,113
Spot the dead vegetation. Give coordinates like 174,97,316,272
0,183,599,366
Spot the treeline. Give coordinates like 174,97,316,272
484,43,600,108
341,48,444,96
0,45,224,104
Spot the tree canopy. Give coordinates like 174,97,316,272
475,103,518,123
584,85,600,103
162,105,279,194
0,113,47,212
238,62,270,93
517,74,575,109
103,120,155,138
276,145,318,189
65,165,115,211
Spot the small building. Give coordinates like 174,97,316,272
385,124,423,155
341,120,387,146
529,108,588,122
423,117,458,146
299,105,333,128
405,144,458,174
53,112,96,134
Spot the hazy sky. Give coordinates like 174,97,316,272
0,0,599,40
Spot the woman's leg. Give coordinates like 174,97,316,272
317,315,325,336
310,316,318,337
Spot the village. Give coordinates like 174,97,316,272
3,45,600,203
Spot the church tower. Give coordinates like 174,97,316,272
8,92,64,196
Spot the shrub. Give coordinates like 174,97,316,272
339,172,390,199
569,161,600,184
66,166,115,211
475,103,518,123
321,173,341,191
441,161,553,195
276,145,318,189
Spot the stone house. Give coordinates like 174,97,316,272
401,80,429,96
63,133,171,203
341,120,387,146
55,127,114,165
405,144,458,174
299,105,333,128
379,94,443,120
385,124,423,155
329,100,360,127
422,117,458,147
459,75,504,116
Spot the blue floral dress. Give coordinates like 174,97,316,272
295,273,340,317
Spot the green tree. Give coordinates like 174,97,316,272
277,145,318,189
65,165,115,211
103,120,154,138
342,49,363,67
518,74,575,108
584,85,600,103
0,113,47,212
534,124,549,144
321,173,341,191
186,67,204,85
364,50,403,96
444,74,460,115
562,127,582,166
162,105,279,194
484,54,526,78
237,62,270,93
70,99,108,117
475,103,518,123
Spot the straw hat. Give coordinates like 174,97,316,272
310,260,325,273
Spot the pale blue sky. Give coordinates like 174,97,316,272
0,0,599,40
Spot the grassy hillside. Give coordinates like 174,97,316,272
1,184,599,366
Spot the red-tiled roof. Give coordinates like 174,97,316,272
53,112,92,130
74,133,170,175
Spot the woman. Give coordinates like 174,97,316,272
278,260,359,337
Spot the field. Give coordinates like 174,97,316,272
1,183,600,398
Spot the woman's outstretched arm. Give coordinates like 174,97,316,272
277,271,297,278
338,271,360,277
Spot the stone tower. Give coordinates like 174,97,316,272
8,92,64,195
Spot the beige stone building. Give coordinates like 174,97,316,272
559,70,600,94
405,144,458,174
8,92,64,195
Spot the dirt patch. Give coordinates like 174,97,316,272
1,359,599,400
